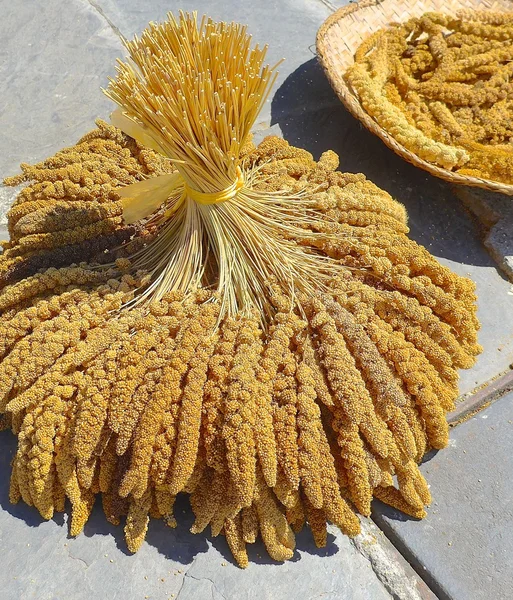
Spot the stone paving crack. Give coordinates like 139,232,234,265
449,369,513,425
184,573,227,600
84,0,124,41
174,554,201,600
174,575,187,600
65,546,91,570
313,0,338,13
349,520,435,600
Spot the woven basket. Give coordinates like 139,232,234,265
317,0,513,195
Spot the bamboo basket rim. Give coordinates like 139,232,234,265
316,0,513,195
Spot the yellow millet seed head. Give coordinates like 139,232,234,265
0,12,481,567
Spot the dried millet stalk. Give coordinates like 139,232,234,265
0,12,480,567
346,9,513,183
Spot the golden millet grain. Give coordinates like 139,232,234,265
346,11,513,183
0,131,480,567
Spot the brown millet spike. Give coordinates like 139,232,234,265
346,10,513,183
0,13,480,568
0,131,480,565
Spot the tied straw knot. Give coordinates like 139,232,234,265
184,167,244,205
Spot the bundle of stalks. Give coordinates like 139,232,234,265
345,9,513,183
0,12,481,567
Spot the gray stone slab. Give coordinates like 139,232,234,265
329,0,353,8
487,218,513,282
0,186,20,231
372,392,513,600
0,0,124,188
453,187,513,283
0,222,7,242
0,429,393,600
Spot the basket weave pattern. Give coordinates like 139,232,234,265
317,0,513,194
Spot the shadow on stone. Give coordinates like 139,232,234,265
271,58,497,269
371,499,424,524
420,449,440,465
0,428,340,568
79,491,340,567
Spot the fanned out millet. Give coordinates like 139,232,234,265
345,9,513,183
0,12,481,568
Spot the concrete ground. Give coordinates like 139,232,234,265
1,1,512,599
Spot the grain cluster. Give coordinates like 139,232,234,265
0,13,480,566
345,10,513,182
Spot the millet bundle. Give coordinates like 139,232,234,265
345,9,513,183
0,12,481,567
